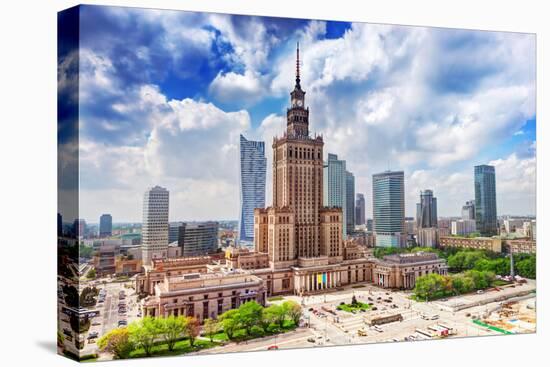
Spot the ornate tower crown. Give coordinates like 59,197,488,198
287,42,309,137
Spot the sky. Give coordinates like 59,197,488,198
66,5,536,223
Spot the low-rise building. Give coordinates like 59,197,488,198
93,245,119,276
136,257,212,295
503,239,536,254
372,252,448,289
141,269,265,322
115,257,142,275
440,236,502,253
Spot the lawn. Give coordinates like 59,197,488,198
337,302,371,313
129,338,217,358
267,296,284,302
211,320,297,343
492,279,512,287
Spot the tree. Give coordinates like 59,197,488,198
237,301,263,335
159,316,186,351
219,309,240,340
80,286,99,307
284,300,302,326
86,268,96,279
98,328,134,359
203,318,220,342
184,317,200,347
413,273,451,301
260,305,278,332
273,303,289,328
62,285,79,308
516,256,536,279
128,316,161,357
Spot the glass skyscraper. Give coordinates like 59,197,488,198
238,134,266,245
99,214,112,237
416,190,437,229
323,153,348,238
355,193,366,226
474,165,497,236
345,171,355,234
372,170,405,247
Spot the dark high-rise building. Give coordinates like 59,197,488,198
345,171,355,235
178,221,219,257
238,135,266,245
57,213,63,237
461,200,476,220
355,193,366,226
474,165,497,236
372,171,405,247
99,214,113,237
73,219,86,239
169,222,183,243
366,219,374,232
416,190,438,229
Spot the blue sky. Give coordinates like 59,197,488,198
68,5,536,222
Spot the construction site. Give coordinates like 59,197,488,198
479,297,536,334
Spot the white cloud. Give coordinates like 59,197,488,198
209,70,265,105
79,83,251,222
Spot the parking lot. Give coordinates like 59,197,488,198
57,276,140,357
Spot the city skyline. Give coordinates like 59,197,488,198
72,6,536,223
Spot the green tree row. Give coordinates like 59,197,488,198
218,300,301,340
98,315,200,359
98,300,303,359
448,251,536,279
413,270,496,301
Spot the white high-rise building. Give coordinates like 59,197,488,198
451,219,477,236
142,186,169,266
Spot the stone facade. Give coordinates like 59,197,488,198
503,239,536,254
440,236,502,252
142,270,265,322
372,252,448,289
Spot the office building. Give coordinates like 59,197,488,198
178,221,219,257
451,219,477,236
324,153,348,238
474,165,497,236
416,190,438,228
142,186,170,266
366,219,373,232
238,134,266,245
345,171,355,234
372,171,405,247
417,227,439,248
99,214,112,237
461,200,475,220
355,193,366,226
169,222,183,244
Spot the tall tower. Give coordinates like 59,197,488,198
345,171,355,235
99,214,113,237
474,165,497,236
372,171,405,247
255,43,342,266
416,190,437,228
142,186,169,266
324,153,347,238
355,193,366,226
238,134,266,245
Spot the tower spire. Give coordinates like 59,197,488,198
295,42,301,89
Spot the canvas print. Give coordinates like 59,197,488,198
57,5,536,362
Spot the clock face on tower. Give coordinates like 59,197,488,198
297,99,303,107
